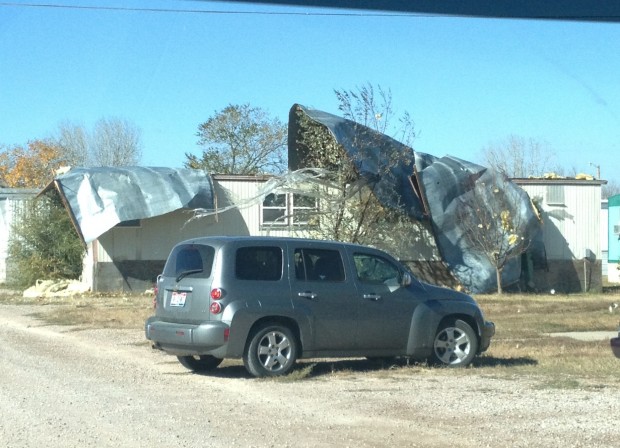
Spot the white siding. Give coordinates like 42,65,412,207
0,198,10,283
0,190,38,283
518,182,601,262
602,200,608,276
92,177,268,265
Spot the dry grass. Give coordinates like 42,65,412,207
1,288,619,387
470,292,620,387
0,291,153,329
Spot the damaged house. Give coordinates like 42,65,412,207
41,167,303,292
39,105,603,294
0,187,39,283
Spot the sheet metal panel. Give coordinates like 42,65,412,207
46,167,215,244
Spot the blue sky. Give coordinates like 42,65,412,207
1,1,619,184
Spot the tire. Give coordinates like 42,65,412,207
431,319,478,367
243,324,298,377
177,355,223,372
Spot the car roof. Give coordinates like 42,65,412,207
177,235,375,251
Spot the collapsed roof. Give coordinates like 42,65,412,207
289,104,543,293
41,166,214,244
39,107,542,293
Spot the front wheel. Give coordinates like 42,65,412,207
244,324,298,377
431,319,478,367
177,355,223,372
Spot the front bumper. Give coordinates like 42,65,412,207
145,316,229,357
480,321,495,353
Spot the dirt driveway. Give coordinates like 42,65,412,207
1,303,618,448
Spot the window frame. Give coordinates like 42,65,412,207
261,192,318,227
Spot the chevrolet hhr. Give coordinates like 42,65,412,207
145,236,495,377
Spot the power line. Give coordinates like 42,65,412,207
0,1,423,17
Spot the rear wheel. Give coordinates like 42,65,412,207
177,355,223,372
431,319,478,367
244,324,298,377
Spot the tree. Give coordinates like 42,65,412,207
90,117,142,166
334,82,416,147
8,191,84,286
0,140,63,188
481,135,562,178
186,104,287,175
603,180,620,199
455,175,532,294
54,120,89,167
52,117,142,167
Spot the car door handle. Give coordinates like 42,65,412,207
363,294,382,301
298,291,318,300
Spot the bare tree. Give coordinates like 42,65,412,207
334,82,416,146
603,180,620,199
456,175,533,294
90,117,142,167
481,135,561,178
187,104,287,175
55,120,89,167
52,118,142,167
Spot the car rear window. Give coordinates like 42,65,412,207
235,246,283,281
163,244,215,279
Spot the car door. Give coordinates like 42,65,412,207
289,243,358,352
349,249,420,352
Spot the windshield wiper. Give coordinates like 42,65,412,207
176,269,203,282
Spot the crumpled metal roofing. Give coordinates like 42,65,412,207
42,166,214,244
289,105,426,220
414,153,541,292
289,104,543,293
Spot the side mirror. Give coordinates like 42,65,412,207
401,272,412,287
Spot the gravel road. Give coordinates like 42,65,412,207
1,303,619,448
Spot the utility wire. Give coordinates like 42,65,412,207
0,1,422,17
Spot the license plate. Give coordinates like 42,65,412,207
170,291,187,307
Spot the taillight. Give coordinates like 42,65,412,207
152,284,158,309
210,288,224,314
210,288,223,300
210,302,222,314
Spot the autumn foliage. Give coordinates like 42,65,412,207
0,140,63,188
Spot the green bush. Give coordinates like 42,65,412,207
8,192,84,287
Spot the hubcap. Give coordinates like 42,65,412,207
434,327,471,365
257,331,292,372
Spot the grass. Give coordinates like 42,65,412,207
1,288,619,387
0,290,154,329
469,292,620,387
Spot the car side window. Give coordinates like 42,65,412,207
294,248,345,282
353,253,401,285
235,246,283,281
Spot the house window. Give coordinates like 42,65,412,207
545,185,565,206
262,193,287,225
261,193,317,226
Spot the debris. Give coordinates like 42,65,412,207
23,279,90,298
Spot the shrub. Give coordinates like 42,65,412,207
8,192,84,286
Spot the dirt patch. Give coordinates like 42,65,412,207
1,304,619,447
548,331,618,341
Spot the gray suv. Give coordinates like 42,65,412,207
145,236,494,377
